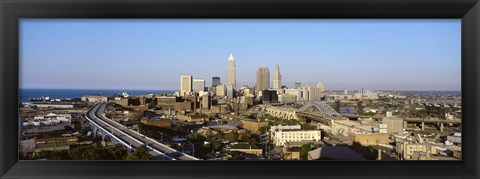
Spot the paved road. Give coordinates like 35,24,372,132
87,102,198,160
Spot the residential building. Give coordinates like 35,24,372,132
81,95,108,103
348,133,390,147
382,117,405,134
396,142,438,160
156,96,176,110
241,120,269,133
177,114,209,123
271,128,321,146
229,143,263,155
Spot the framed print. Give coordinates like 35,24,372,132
1,0,479,178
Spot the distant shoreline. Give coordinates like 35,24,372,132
19,89,177,102
19,88,461,92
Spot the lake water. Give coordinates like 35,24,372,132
19,89,175,102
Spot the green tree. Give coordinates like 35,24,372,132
74,122,82,132
82,143,114,160
224,132,238,141
258,127,268,134
248,138,258,145
300,143,314,160
301,123,316,130
132,112,144,121
126,147,152,160
147,101,156,109
64,125,75,132
174,125,184,133
111,145,128,160
239,134,250,142
211,141,222,151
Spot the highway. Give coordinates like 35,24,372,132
86,102,199,160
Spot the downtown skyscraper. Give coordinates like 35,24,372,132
212,77,221,87
226,53,236,89
193,78,206,93
256,67,270,94
180,75,192,96
273,63,282,89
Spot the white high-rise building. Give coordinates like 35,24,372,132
226,83,234,99
216,83,226,97
273,63,282,90
307,86,323,101
193,78,205,93
226,53,236,89
316,82,324,92
180,75,192,96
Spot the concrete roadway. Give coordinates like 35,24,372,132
87,102,198,160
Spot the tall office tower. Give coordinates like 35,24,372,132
317,82,325,92
201,94,211,109
180,75,193,96
295,82,302,89
273,63,282,90
226,53,236,89
212,76,221,87
256,67,270,94
216,83,226,97
226,83,234,99
193,78,206,93
307,86,323,101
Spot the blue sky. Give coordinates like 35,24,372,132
20,19,461,91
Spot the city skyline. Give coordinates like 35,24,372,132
20,19,461,91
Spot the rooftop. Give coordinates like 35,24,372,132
208,124,237,130
308,146,365,160
230,143,261,150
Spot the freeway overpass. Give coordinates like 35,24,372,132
341,114,461,125
86,102,199,160
404,118,461,124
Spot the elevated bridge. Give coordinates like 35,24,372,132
297,101,342,119
86,102,199,160
267,101,343,125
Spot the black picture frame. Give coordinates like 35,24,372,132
1,0,479,178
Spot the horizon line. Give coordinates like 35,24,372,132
19,88,461,92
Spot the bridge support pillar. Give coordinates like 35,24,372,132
421,122,425,131
112,138,119,145
377,148,382,160
92,125,98,138
440,123,444,132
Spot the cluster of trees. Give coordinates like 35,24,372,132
29,143,152,160
266,116,300,126
299,143,314,160
406,108,429,118
301,122,316,130
201,129,259,152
